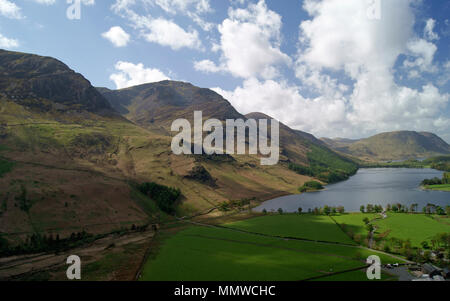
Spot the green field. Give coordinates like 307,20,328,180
141,219,405,281
226,214,355,244
424,184,450,191
332,213,380,237
372,213,450,246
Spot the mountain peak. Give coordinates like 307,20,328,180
0,49,114,115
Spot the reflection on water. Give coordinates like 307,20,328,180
255,168,449,213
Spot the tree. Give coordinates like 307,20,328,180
366,204,374,213
363,217,370,225
323,205,331,216
360,205,365,213
337,206,345,214
298,207,303,214
366,224,374,233
278,208,283,215
262,208,268,215
446,206,450,216
421,241,429,249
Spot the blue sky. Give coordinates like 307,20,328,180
0,0,449,142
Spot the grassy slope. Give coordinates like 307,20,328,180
424,184,450,191
0,100,315,237
372,213,450,246
226,214,355,244
141,225,401,281
332,213,380,237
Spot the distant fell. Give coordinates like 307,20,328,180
322,131,450,161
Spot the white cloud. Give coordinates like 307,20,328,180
102,26,130,47
0,0,23,19
31,0,94,5
31,0,56,5
403,38,437,73
424,18,439,41
111,1,203,50
194,59,223,73
143,18,202,50
148,0,214,31
0,32,19,48
110,61,170,89
214,0,449,140
195,0,291,79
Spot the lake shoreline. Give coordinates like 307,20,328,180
255,168,449,213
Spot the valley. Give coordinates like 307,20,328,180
0,49,448,282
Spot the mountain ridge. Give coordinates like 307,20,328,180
321,131,450,161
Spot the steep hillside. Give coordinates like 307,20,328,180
322,131,450,161
98,81,242,134
0,50,114,116
1,50,324,244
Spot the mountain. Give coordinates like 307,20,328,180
98,81,242,131
0,49,358,244
0,50,114,116
322,131,450,161
98,83,354,168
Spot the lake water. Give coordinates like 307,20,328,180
255,168,449,213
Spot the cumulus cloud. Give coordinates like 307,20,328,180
424,18,439,41
0,32,19,48
31,0,56,4
150,0,214,31
111,0,203,50
195,0,291,79
143,18,202,50
102,26,130,47
110,61,170,89
0,0,23,19
214,0,449,140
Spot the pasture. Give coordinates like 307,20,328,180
373,213,450,246
226,214,355,244
141,219,405,281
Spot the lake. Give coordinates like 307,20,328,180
255,168,449,213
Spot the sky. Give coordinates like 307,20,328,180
0,0,449,142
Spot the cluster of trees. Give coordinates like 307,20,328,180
421,204,449,215
422,172,450,186
0,159,15,177
298,181,323,192
424,155,450,172
262,206,345,216
309,205,345,216
0,231,93,257
378,233,449,264
137,182,181,214
359,204,384,213
288,145,358,184
218,198,255,212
